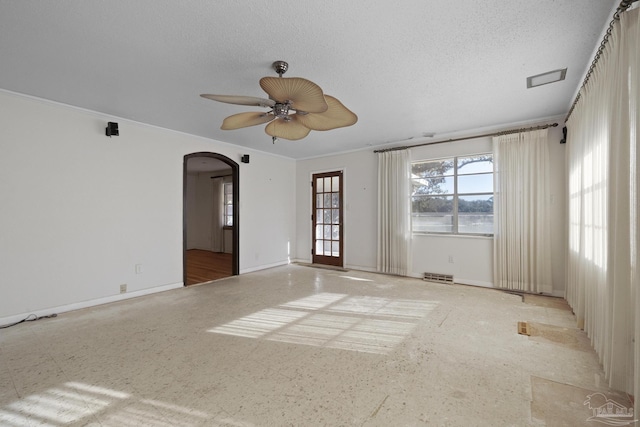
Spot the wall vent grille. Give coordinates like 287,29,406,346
423,272,454,284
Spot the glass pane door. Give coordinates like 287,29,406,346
312,171,343,267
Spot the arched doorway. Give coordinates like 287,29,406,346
183,152,239,285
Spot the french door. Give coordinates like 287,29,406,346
312,171,343,267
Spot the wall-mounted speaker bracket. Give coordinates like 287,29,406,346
106,122,119,137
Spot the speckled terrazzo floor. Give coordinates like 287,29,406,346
0,265,631,426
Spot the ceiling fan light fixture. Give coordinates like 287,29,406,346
273,102,291,118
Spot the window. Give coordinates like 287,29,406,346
411,154,493,235
223,182,233,226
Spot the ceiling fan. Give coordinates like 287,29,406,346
200,61,357,141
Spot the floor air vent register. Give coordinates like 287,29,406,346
423,272,454,284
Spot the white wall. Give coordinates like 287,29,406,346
295,150,378,271
193,173,215,250
0,90,295,321
186,171,233,252
185,173,199,249
295,121,567,294
185,172,213,251
0,87,567,322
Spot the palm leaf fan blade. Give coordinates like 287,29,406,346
265,116,311,140
296,95,358,131
221,112,274,130
201,94,275,108
259,77,328,113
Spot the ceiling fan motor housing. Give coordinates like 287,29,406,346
274,102,291,119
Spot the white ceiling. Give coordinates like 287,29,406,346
187,157,231,174
0,1,617,159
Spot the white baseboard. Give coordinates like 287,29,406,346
290,260,378,274
455,278,496,288
240,260,289,274
345,264,377,273
408,272,495,288
0,282,183,326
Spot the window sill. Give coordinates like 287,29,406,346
412,232,493,239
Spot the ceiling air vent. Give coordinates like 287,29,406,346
527,68,567,88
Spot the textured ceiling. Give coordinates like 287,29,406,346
0,1,617,159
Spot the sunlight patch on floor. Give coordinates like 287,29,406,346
338,275,374,282
208,292,438,354
0,382,211,427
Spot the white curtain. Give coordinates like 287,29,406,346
377,150,412,275
210,177,224,252
566,7,639,412
493,129,552,294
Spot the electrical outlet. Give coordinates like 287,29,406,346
448,255,454,263
120,284,127,294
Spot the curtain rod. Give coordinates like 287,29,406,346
565,0,638,122
373,123,558,153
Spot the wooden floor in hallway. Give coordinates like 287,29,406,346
185,249,232,285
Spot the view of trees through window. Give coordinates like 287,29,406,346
411,154,493,234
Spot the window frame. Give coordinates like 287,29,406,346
223,181,233,227
411,153,494,236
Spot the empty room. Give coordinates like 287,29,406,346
0,1,638,426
